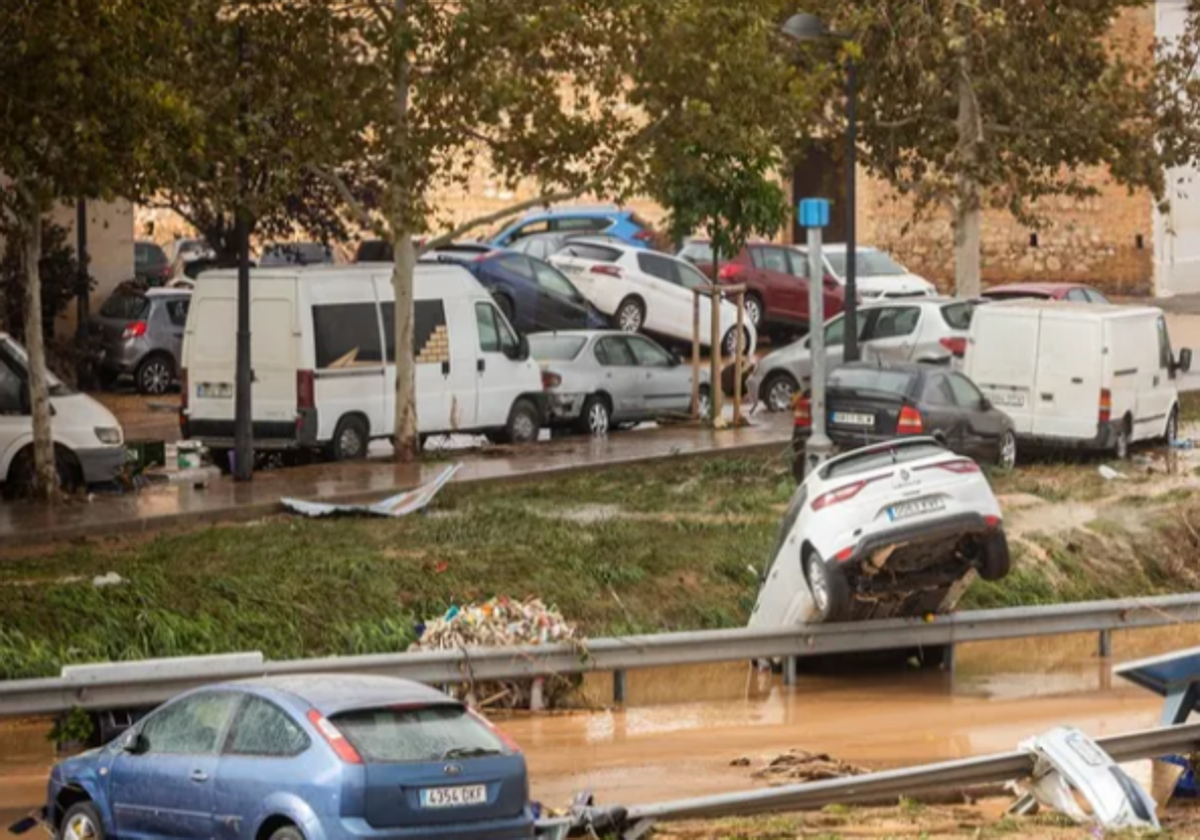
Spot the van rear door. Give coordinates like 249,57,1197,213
966,306,1040,434
252,293,298,429
1032,311,1102,440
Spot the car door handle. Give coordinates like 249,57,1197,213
441,360,450,377
477,359,485,374
190,770,209,783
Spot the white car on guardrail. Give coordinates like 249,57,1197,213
749,437,1010,626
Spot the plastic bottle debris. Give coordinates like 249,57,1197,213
92,572,126,588
1171,438,1196,450
1098,465,1126,481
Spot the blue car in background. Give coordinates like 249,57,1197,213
24,675,534,840
423,247,609,334
488,206,658,251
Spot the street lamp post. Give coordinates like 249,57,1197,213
800,199,834,472
782,12,859,363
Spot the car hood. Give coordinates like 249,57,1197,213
52,392,123,434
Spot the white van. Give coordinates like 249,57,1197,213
181,264,547,461
964,301,1192,457
0,332,126,489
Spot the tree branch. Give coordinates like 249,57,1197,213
306,164,389,239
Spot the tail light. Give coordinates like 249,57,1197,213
590,265,623,278
921,458,980,474
939,337,967,358
541,370,562,389
812,480,870,511
985,515,1001,529
718,264,741,280
306,710,362,764
834,546,855,562
897,404,924,434
633,230,655,243
122,321,148,339
297,370,315,410
793,395,812,428
468,708,522,753
1099,388,1112,424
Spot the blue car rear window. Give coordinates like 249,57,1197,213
333,705,505,763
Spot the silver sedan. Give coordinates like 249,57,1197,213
528,331,712,435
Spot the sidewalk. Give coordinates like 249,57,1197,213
0,415,793,550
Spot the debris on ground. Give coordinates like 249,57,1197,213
282,464,459,518
409,596,582,710
92,572,126,588
1098,465,1127,481
748,749,869,786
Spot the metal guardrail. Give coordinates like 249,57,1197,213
4,593,1200,718
620,722,1200,830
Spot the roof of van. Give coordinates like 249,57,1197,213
981,299,1162,319
195,263,489,298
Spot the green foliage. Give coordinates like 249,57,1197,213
0,220,84,339
49,707,95,747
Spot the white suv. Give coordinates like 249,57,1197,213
549,238,756,356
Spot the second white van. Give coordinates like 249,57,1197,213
964,300,1192,457
181,264,547,462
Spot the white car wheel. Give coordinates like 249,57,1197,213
616,298,644,333
762,373,798,413
744,296,763,329
582,397,610,436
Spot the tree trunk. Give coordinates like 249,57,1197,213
22,203,57,501
390,0,419,461
953,38,983,299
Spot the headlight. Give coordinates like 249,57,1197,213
95,427,123,445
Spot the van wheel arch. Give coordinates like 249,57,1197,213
257,815,304,840
135,351,176,395
327,413,371,461
6,444,83,493
54,784,93,830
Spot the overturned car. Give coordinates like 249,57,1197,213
750,437,1010,626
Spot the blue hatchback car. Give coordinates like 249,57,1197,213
28,675,534,840
488,207,657,251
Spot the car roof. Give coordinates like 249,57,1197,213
795,244,881,254
520,205,623,219
529,329,626,340
198,263,488,299
985,282,1085,294
982,299,1159,317
235,674,453,716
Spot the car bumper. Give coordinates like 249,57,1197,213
830,511,998,568
545,393,586,424
183,411,320,449
1018,422,1120,451
313,812,535,840
97,340,146,373
77,445,128,484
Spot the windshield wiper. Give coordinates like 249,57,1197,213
441,746,502,760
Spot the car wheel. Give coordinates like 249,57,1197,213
761,372,798,413
721,326,748,358
743,295,764,330
1166,406,1180,443
579,396,611,437
615,297,645,333
978,531,1012,582
997,430,1017,471
328,416,369,461
803,549,850,623
502,398,540,444
6,446,81,497
1115,418,1131,460
61,802,106,840
268,826,305,840
135,355,173,395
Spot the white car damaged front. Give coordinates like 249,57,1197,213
750,438,1009,627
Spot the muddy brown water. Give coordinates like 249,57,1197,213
4,626,1200,835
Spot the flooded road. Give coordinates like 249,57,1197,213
3,626,1198,835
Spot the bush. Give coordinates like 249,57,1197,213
0,218,87,342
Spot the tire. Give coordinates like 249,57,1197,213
6,446,82,496
61,801,106,840
578,395,611,437
1166,406,1180,444
996,430,1017,471
978,531,1012,582
743,294,764,330
761,372,798,413
135,354,174,396
803,550,850,623
495,293,516,325
501,398,540,444
268,826,305,840
615,297,645,333
210,447,233,474
1115,417,1131,460
721,326,747,358
697,384,712,421
328,416,369,461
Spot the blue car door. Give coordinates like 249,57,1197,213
108,691,240,840
214,695,319,840
485,255,540,332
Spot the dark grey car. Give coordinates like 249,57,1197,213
92,288,190,395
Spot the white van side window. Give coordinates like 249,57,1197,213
314,303,384,369
0,355,24,415
381,300,449,364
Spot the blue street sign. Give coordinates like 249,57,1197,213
799,198,831,229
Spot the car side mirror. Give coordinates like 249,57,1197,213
980,398,993,412
507,335,530,362
1178,348,1193,374
121,731,147,755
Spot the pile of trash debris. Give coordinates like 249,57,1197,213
743,749,868,786
409,596,582,710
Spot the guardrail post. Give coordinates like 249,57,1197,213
943,644,955,675
613,669,628,704
783,656,797,686
1099,630,1113,658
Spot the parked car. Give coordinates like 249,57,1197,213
791,362,1018,482
489,205,659,250
981,282,1110,304
791,245,937,300
423,249,607,334
548,238,756,357
134,240,173,286
166,238,214,267
749,437,1010,625
964,300,1191,457
23,674,534,840
92,288,190,395
182,264,546,464
259,242,334,266
530,331,711,435
748,297,976,413
678,239,847,333
0,333,125,491
507,231,627,261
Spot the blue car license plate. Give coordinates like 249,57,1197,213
420,785,487,808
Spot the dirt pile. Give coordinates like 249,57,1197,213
742,749,868,786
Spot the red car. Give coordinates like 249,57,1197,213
679,240,847,334
981,282,1110,304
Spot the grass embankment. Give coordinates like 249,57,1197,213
2,449,1198,680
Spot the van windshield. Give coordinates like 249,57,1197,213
0,339,74,396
